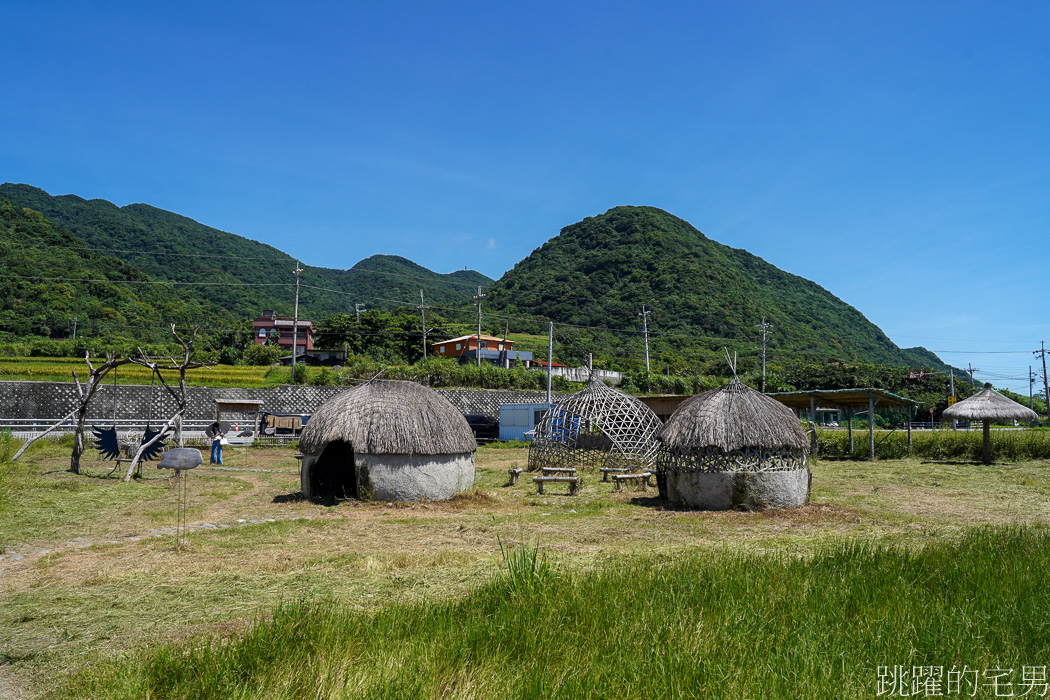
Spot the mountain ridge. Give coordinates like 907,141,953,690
0,184,492,320
0,185,946,372
485,205,940,369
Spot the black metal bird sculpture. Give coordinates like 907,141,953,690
138,426,169,461
92,426,121,460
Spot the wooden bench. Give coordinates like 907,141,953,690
508,467,524,485
541,467,577,476
533,476,581,495
612,472,653,491
600,467,630,482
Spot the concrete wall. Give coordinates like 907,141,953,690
0,380,555,421
540,366,623,385
301,452,475,502
664,469,811,510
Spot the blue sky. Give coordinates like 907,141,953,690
2,1,1048,393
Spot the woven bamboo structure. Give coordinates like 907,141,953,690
299,380,476,501
528,377,663,472
657,379,810,509
942,383,1038,463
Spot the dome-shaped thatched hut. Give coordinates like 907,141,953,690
942,383,1038,463
528,377,663,472
299,380,477,501
657,379,810,509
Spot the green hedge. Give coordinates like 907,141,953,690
817,428,1050,461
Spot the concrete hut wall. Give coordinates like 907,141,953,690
664,468,811,510
0,381,553,421
301,452,475,502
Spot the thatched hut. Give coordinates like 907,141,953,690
298,380,477,501
657,379,810,509
942,383,1038,463
528,377,663,472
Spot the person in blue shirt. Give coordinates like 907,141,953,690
206,421,225,465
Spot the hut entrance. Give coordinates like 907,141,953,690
309,440,358,499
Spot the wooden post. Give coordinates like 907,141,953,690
868,392,875,460
907,406,912,449
982,418,991,464
809,395,816,425
847,407,853,453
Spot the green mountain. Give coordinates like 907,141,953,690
0,198,217,341
0,185,946,374
485,205,942,369
0,184,491,321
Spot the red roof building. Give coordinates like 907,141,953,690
253,314,314,351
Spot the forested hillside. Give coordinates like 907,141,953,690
0,198,221,342
485,206,942,370
0,184,491,320
0,185,952,379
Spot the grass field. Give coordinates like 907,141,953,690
2,441,1050,698
0,357,277,388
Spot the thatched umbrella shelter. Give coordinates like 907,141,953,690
298,380,477,501
942,383,1038,463
657,378,810,509
528,377,663,472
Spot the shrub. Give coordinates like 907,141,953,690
243,345,283,366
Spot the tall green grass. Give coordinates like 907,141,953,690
61,526,1050,699
818,427,1050,461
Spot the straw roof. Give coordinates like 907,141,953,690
942,383,1038,423
659,379,809,453
298,380,477,456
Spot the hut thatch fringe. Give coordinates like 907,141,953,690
298,380,477,457
942,383,1038,423
658,379,809,453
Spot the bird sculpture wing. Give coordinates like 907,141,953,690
92,426,122,461
138,426,170,461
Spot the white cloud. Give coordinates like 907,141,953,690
486,237,496,249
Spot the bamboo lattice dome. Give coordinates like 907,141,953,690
942,383,1039,423
528,377,663,471
658,379,809,473
298,380,477,457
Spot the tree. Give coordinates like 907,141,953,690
11,352,133,473
123,325,214,481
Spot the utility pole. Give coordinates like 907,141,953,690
418,290,429,361
639,304,651,373
474,286,486,368
72,315,78,341
1036,342,1050,419
500,322,509,369
355,303,365,323
546,321,553,404
1030,366,1036,410
967,363,978,387
291,260,303,385
755,317,774,392
949,368,957,430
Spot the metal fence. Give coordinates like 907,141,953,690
0,417,295,444
0,417,220,433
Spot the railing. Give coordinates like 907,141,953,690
0,418,225,433
816,421,1014,432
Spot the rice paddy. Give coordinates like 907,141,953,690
2,440,1049,698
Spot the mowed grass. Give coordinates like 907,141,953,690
2,441,1050,697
